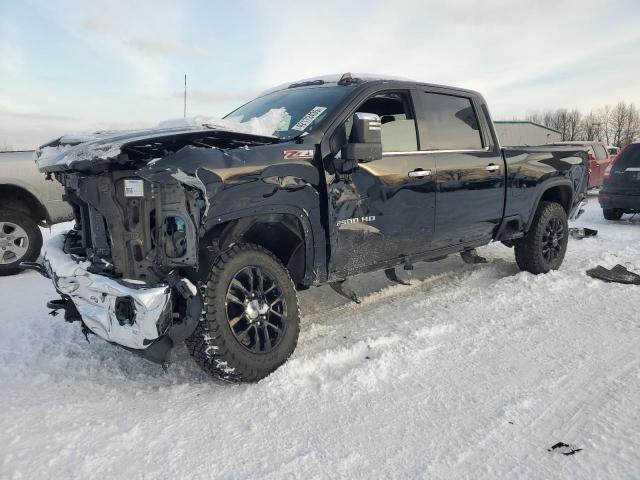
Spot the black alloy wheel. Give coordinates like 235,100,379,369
225,265,287,354
514,201,569,274
186,243,300,382
541,217,565,263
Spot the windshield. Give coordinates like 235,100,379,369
225,86,354,140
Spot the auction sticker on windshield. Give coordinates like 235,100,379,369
292,106,327,131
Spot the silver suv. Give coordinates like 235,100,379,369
0,150,73,275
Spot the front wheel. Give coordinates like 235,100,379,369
186,243,300,382
0,209,43,276
514,201,568,274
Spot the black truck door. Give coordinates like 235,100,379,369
325,90,436,277
413,90,505,247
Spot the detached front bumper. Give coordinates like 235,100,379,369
40,232,172,350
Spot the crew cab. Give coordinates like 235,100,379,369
28,74,589,382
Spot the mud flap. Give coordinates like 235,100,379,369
586,264,640,285
569,227,598,239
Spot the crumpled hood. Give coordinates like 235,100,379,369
35,109,287,173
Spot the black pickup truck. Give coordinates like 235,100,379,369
30,73,588,382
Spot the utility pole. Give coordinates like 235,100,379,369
183,74,187,118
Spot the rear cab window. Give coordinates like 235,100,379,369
414,91,483,150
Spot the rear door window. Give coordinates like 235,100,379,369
415,92,483,150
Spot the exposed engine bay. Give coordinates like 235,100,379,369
42,164,210,364
59,169,205,284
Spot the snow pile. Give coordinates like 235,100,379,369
157,107,287,137
0,199,639,479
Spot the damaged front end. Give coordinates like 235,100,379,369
29,116,310,367
37,161,214,364
29,128,269,365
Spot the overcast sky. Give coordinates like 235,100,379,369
1,0,639,149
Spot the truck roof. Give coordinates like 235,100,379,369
260,72,481,98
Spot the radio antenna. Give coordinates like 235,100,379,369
183,74,187,118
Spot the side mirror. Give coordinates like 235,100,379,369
337,113,382,173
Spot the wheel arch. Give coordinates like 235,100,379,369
0,183,49,224
525,180,574,232
201,206,322,288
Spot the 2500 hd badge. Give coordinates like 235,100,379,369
336,216,376,227
28,73,588,383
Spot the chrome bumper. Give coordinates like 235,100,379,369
42,232,172,350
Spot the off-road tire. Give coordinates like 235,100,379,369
603,208,624,220
0,209,42,276
514,201,568,274
185,243,300,382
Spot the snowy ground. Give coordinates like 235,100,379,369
1,197,639,479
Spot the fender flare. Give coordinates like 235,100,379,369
0,181,50,223
202,204,326,285
525,178,575,231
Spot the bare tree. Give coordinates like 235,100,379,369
566,109,582,141
622,103,640,146
516,102,639,146
608,102,629,147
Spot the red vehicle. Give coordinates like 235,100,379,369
548,141,613,189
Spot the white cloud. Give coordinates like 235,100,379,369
2,0,639,148
251,0,640,118
125,38,207,57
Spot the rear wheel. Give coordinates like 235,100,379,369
603,208,624,220
514,201,568,274
186,243,300,382
0,209,42,276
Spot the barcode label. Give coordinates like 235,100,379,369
124,179,144,197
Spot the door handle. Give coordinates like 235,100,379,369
408,169,432,178
485,164,501,172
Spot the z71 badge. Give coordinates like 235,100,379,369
283,149,314,160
